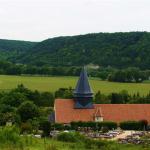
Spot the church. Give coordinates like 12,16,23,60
54,67,150,124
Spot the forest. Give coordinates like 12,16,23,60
0,32,150,69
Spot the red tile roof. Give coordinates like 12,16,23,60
54,99,150,124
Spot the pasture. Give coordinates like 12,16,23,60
0,75,150,95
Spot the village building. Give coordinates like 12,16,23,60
54,67,150,124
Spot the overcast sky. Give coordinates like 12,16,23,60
0,0,149,41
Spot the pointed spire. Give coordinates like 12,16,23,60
74,66,93,98
73,66,94,109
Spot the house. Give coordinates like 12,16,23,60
54,67,150,124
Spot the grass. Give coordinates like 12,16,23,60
0,137,149,150
0,126,149,150
0,75,150,95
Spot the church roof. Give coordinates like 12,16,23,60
74,67,93,98
54,99,150,124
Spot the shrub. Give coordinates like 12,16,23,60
139,120,148,130
17,101,39,122
71,121,117,130
39,120,51,137
97,122,117,130
52,123,64,130
120,121,143,130
57,132,86,143
20,122,32,134
0,126,21,145
101,126,109,133
71,121,97,130
57,132,78,142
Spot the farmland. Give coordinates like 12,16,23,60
0,75,149,95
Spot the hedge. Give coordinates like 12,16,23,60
120,121,144,130
70,121,117,130
97,122,117,130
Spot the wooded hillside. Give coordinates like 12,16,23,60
1,32,150,69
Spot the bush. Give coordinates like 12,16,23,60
139,120,148,130
57,132,86,143
52,123,64,130
101,126,109,133
97,122,117,130
71,121,97,130
39,120,51,137
57,132,78,143
0,126,21,145
17,101,39,122
70,121,117,130
120,121,143,130
20,122,32,134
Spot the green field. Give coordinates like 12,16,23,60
0,75,150,95
1,137,146,150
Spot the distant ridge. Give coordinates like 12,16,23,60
1,32,150,69
0,39,37,60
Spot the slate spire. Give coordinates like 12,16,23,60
74,67,94,109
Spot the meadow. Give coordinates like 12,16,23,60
0,75,150,95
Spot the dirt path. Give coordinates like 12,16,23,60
112,131,135,140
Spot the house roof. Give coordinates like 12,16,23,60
55,99,150,124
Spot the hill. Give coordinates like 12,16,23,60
0,39,37,60
14,32,150,69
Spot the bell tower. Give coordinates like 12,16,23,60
73,67,94,109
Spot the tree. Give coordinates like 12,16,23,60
40,92,54,107
1,92,27,107
95,91,102,104
39,120,51,137
55,87,73,98
110,93,124,104
17,101,39,122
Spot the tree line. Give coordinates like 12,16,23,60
0,61,150,83
108,67,150,83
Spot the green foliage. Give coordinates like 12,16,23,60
55,87,73,99
110,92,128,104
0,126,147,150
94,90,110,104
0,91,27,107
120,121,145,130
12,32,150,69
0,39,36,62
39,120,51,137
52,123,64,131
1,32,150,70
56,132,125,150
0,126,21,145
98,122,117,130
20,122,32,134
108,67,145,83
57,132,85,143
17,101,39,122
70,121,117,130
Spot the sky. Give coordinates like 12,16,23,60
0,0,150,41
